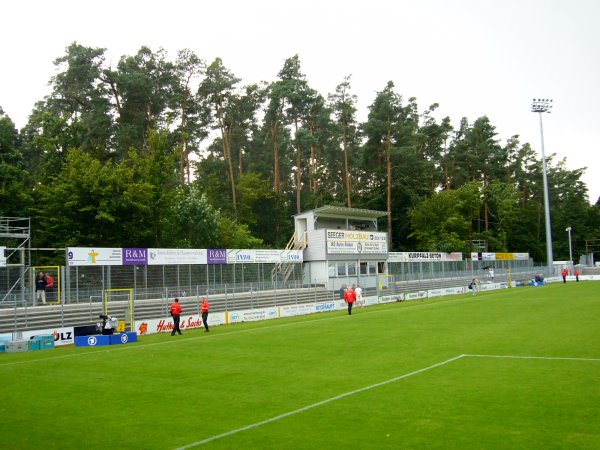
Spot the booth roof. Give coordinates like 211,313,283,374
296,205,388,220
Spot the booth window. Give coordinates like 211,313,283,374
328,263,336,277
360,262,368,275
369,262,377,275
348,262,356,276
337,262,347,276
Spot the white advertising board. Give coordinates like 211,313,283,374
280,303,317,317
67,247,122,266
0,246,6,267
135,312,227,335
148,248,207,265
388,252,463,263
378,294,401,304
227,307,279,323
21,327,75,346
227,249,303,264
326,229,388,255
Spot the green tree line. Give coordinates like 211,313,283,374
1,43,598,263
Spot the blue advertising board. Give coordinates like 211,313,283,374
75,335,111,347
109,332,137,345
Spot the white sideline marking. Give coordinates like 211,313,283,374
175,355,467,449
175,353,600,449
464,354,600,362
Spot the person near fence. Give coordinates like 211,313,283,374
468,278,479,295
344,285,356,315
561,267,568,283
200,297,210,332
355,284,363,308
35,271,47,305
170,298,183,336
575,269,580,282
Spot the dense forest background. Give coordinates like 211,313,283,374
1,43,599,263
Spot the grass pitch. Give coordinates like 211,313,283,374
1,282,599,449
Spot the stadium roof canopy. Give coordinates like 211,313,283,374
295,205,388,220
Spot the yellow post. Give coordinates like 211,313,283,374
104,288,134,331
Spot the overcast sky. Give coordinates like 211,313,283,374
2,0,599,204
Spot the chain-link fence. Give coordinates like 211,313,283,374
2,255,545,308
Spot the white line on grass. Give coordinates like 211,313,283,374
174,354,467,449
464,354,600,362
175,352,600,449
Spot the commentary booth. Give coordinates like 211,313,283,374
293,206,389,292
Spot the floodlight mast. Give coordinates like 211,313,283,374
531,98,554,272
566,226,573,268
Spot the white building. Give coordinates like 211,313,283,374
291,206,389,292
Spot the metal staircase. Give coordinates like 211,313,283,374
271,232,306,285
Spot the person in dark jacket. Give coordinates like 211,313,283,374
35,271,47,305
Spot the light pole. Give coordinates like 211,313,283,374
531,98,554,272
566,226,573,268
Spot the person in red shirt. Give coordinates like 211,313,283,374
561,268,568,284
170,298,183,336
344,285,357,315
200,297,210,332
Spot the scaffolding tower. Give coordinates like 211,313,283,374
0,217,31,305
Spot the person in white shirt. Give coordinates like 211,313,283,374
355,284,363,308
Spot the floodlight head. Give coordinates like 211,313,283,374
531,98,553,113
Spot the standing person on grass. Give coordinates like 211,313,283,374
561,267,568,283
355,284,363,308
170,298,183,336
344,285,357,315
200,297,210,332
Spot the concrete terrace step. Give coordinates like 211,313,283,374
0,287,334,334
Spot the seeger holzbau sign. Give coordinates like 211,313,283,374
326,229,387,254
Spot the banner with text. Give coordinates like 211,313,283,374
67,247,301,266
135,313,227,335
148,248,207,265
471,252,529,261
227,307,279,324
22,327,75,346
227,249,303,264
387,252,463,263
326,229,388,255
67,247,122,266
